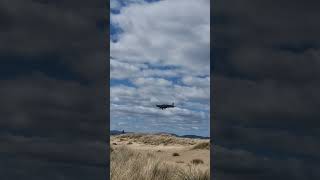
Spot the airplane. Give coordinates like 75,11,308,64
156,103,175,110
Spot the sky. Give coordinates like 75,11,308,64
110,0,210,136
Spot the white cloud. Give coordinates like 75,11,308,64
182,76,210,87
174,85,210,101
111,0,210,76
110,59,142,79
132,77,172,87
140,68,179,78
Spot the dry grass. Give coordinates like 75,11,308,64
111,146,209,180
116,133,198,146
190,159,204,165
177,166,209,180
191,142,210,150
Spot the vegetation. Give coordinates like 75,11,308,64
172,152,180,156
114,133,202,146
191,142,210,150
190,159,204,165
110,146,209,180
176,165,209,180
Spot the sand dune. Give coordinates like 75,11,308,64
110,133,210,180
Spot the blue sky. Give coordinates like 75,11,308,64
110,0,210,136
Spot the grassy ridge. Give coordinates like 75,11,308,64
113,133,206,146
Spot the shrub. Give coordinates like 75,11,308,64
172,152,180,156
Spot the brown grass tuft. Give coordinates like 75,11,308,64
191,159,204,165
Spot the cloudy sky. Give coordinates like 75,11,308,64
0,0,107,179
213,0,320,179
110,0,210,136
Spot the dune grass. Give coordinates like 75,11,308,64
176,165,210,180
110,146,209,180
115,133,199,146
191,142,210,150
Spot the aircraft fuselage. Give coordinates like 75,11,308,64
156,103,175,110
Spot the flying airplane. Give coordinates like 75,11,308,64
156,103,175,110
